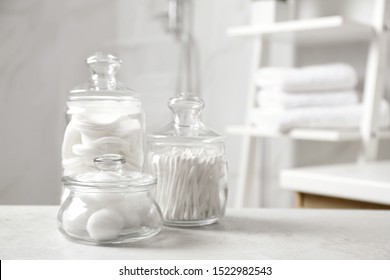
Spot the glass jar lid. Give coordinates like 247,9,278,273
62,154,156,192
149,93,224,143
68,52,139,101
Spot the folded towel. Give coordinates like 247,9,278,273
255,63,358,92
249,101,390,132
257,89,359,109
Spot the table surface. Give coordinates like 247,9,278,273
1,206,390,260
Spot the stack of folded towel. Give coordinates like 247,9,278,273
250,63,390,132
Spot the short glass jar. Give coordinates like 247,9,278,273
58,154,162,244
145,94,228,227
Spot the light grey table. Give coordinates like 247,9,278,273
0,206,389,259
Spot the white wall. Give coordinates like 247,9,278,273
0,1,66,204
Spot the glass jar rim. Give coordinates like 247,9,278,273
62,172,157,193
147,134,225,143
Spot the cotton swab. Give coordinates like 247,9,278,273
149,148,227,223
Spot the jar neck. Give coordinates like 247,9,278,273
86,52,121,90
90,72,117,90
168,94,205,135
174,110,201,128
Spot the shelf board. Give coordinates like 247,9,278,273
280,161,390,206
226,125,390,142
226,125,360,141
227,16,374,45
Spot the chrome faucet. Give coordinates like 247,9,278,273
157,0,199,96
167,0,184,35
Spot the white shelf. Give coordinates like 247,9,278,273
280,161,390,205
227,16,374,45
226,125,390,142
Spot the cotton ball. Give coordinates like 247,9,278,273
115,199,142,229
124,212,142,229
62,198,93,237
79,192,125,208
120,193,150,217
86,208,125,241
63,210,91,237
132,194,152,218
112,193,151,230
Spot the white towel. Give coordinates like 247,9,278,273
257,89,359,109
249,102,390,132
255,63,358,92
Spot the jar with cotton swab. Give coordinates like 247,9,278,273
62,52,145,180
145,93,228,226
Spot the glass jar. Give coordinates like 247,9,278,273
58,154,162,244
62,52,144,177
145,94,228,226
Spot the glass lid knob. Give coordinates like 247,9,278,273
94,154,126,171
168,93,204,128
86,52,121,90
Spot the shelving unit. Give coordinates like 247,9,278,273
280,161,390,206
227,0,390,208
227,16,374,45
226,126,390,142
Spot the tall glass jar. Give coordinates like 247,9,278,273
145,94,228,226
62,52,144,178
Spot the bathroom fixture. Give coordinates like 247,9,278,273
158,0,200,95
167,0,184,35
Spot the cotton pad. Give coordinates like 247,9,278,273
62,122,82,159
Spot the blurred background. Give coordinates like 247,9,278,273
1,0,390,208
